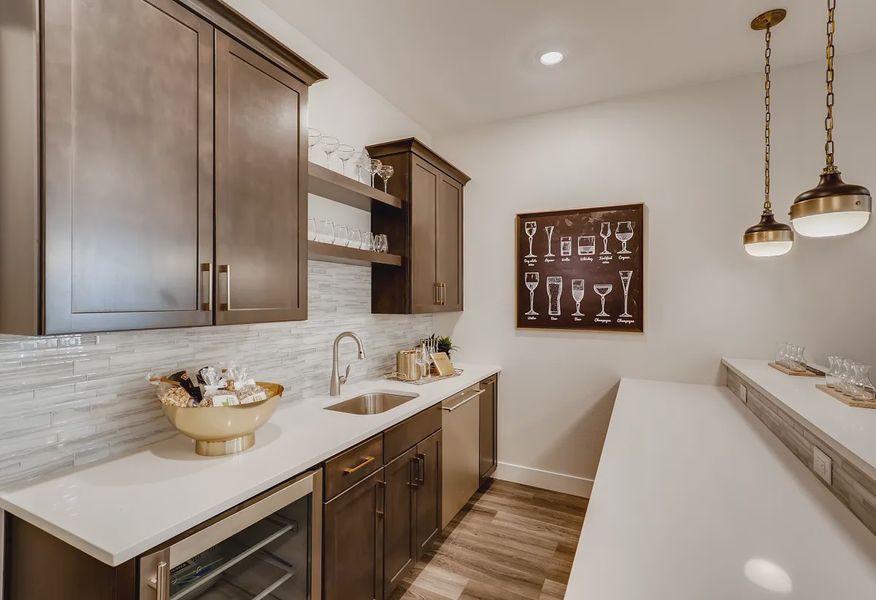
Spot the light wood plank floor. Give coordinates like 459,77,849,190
390,480,588,600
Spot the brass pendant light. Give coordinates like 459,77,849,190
744,9,794,257
790,0,871,237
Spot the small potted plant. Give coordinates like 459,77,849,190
434,335,458,358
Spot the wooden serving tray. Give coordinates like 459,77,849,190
817,384,876,409
768,362,820,377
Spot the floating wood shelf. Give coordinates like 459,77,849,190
308,162,402,211
308,241,402,268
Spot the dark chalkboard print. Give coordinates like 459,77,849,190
516,204,644,332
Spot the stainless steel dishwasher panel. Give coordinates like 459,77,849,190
441,384,484,528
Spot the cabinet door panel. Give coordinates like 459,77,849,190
215,32,307,325
43,0,214,333
415,429,442,557
436,174,463,311
323,468,384,600
479,376,498,482
384,449,416,598
410,158,438,313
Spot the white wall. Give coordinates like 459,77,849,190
433,51,876,494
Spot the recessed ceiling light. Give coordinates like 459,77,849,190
539,51,564,66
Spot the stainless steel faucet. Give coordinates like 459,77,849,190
330,331,366,396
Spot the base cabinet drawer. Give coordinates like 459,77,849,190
324,435,383,501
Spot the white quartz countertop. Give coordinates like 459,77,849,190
0,363,500,566
566,378,876,599
723,357,876,480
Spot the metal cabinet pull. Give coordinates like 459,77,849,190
219,264,231,311
156,560,169,600
442,389,485,412
416,453,426,486
342,455,376,475
200,263,213,311
376,480,386,518
409,455,420,488
437,282,446,305
433,282,440,305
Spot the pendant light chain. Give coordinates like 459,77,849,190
763,25,772,213
824,0,837,172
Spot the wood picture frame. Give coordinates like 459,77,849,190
516,203,644,332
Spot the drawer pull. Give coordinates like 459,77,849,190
416,453,426,486
410,455,420,488
442,389,485,412
342,455,376,475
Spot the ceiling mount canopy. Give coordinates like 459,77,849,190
744,9,793,257
790,0,871,238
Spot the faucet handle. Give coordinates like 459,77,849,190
339,364,352,385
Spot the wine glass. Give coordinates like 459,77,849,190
307,128,322,155
600,222,612,255
369,159,383,187
571,279,585,317
320,136,339,169
348,227,362,249
362,231,375,251
546,276,562,316
544,225,555,258
524,221,537,258
352,151,370,183
334,224,349,246
826,356,839,389
619,271,633,318
336,144,355,176
307,217,316,241
615,221,634,254
852,364,875,401
524,272,539,316
374,234,387,253
593,283,613,317
377,165,394,193
318,219,335,244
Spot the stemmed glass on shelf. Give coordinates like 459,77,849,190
307,128,322,157
377,165,394,193
369,159,383,188
320,136,340,168
336,144,355,176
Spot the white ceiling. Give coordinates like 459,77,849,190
266,1,876,134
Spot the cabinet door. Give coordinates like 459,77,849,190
323,468,384,600
435,174,463,311
414,429,442,557
43,0,214,333
383,448,417,598
479,376,498,483
410,157,439,313
215,32,308,325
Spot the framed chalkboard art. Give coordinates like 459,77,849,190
516,203,644,332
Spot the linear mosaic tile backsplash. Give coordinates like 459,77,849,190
0,262,432,487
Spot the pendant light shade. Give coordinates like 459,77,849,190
790,171,871,237
744,9,793,257
791,0,871,237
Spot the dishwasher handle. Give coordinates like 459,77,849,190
442,389,485,412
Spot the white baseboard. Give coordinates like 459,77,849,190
493,462,594,498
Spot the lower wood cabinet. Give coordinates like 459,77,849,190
383,448,418,595
414,429,442,557
323,468,385,600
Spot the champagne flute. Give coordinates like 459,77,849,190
321,136,339,169
336,144,355,176
615,221,634,254
600,222,612,255
571,279,585,316
619,271,633,318
377,165,394,192
524,272,539,316
544,225,556,258
524,221,537,258
593,283,613,317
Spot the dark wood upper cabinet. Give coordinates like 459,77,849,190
214,32,308,324
367,138,470,314
479,375,499,485
323,467,385,600
0,0,325,335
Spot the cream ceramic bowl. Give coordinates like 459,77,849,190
162,382,283,456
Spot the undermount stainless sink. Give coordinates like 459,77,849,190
325,392,419,415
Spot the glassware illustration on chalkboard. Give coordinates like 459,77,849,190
616,221,634,254
578,235,596,256
524,272,540,316
600,222,612,255
619,271,633,318
593,283,613,317
524,221,537,258
544,226,556,257
547,276,562,316
560,236,572,257
571,279,586,316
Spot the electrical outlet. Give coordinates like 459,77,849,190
813,446,832,485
